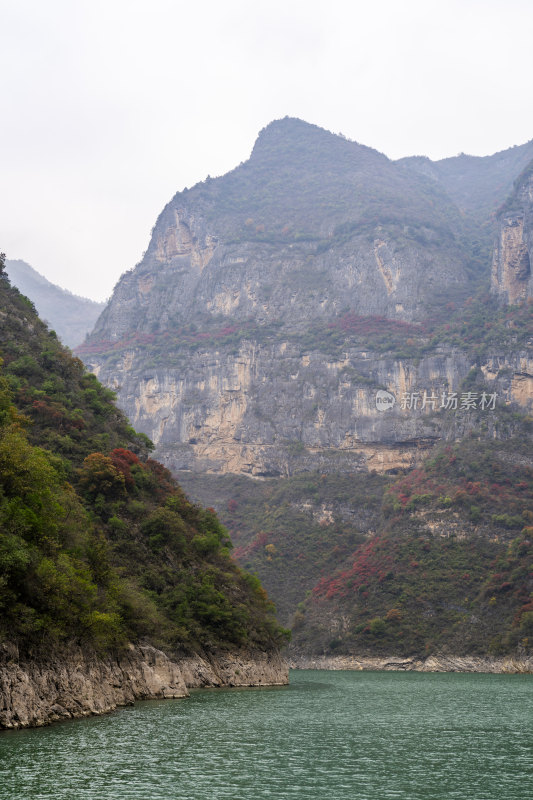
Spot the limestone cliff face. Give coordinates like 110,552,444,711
81,120,533,479
0,643,288,729
93,221,464,339
491,167,533,303
87,341,532,477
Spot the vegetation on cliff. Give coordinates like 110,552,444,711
182,429,532,658
0,256,288,655
301,435,533,657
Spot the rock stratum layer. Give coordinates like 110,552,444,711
289,654,533,673
0,643,288,730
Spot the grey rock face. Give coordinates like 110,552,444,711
89,118,470,345
87,340,532,477
288,653,533,673
0,642,288,729
491,169,533,304
81,119,533,478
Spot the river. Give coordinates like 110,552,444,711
1,670,531,799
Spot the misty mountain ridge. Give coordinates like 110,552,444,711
5,258,105,349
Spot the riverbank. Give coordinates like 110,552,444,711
288,653,533,673
0,642,288,729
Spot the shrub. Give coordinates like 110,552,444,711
78,453,126,502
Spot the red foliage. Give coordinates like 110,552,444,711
313,536,395,600
328,313,423,337
31,399,86,431
110,448,141,488
75,324,244,357
145,458,176,499
233,530,269,560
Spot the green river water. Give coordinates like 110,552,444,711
0,669,531,800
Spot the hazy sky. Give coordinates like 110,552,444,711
2,0,533,301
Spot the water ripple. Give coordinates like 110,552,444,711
0,671,532,800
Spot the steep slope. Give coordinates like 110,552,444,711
491,161,533,304
0,255,288,727
291,434,533,660
6,259,105,348
74,121,532,665
178,424,533,662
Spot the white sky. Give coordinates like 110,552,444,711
2,0,533,301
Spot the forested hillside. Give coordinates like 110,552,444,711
0,254,287,657
179,421,533,658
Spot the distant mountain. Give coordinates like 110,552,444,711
5,259,105,348
399,139,533,274
399,138,533,222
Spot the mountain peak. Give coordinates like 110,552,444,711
249,116,378,166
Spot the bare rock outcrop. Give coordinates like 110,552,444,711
289,653,533,673
86,342,532,478
0,643,288,730
492,167,533,303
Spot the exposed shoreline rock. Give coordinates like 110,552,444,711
0,642,288,730
289,653,533,673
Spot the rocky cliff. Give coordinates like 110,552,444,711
80,119,533,479
289,653,533,673
491,164,533,304
88,117,469,344
87,339,532,478
0,642,288,729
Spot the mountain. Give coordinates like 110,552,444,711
0,255,287,728
79,118,532,479
76,118,533,665
5,259,105,348
400,137,533,225
87,117,472,344
400,138,533,283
